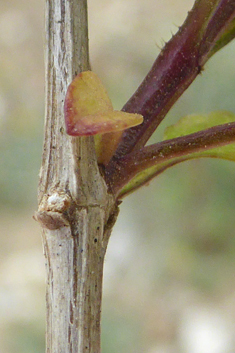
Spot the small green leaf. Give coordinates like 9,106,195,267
196,0,235,63
164,111,235,160
208,17,235,58
164,111,235,138
118,111,235,198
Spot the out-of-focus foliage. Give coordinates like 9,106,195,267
0,1,44,210
1,0,235,352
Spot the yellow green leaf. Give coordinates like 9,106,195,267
118,111,235,198
164,111,235,140
163,111,235,160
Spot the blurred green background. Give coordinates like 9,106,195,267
1,0,235,352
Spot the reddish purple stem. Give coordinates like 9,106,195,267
106,121,235,195
103,0,235,195
108,0,235,162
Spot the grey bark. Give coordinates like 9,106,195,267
35,0,118,352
